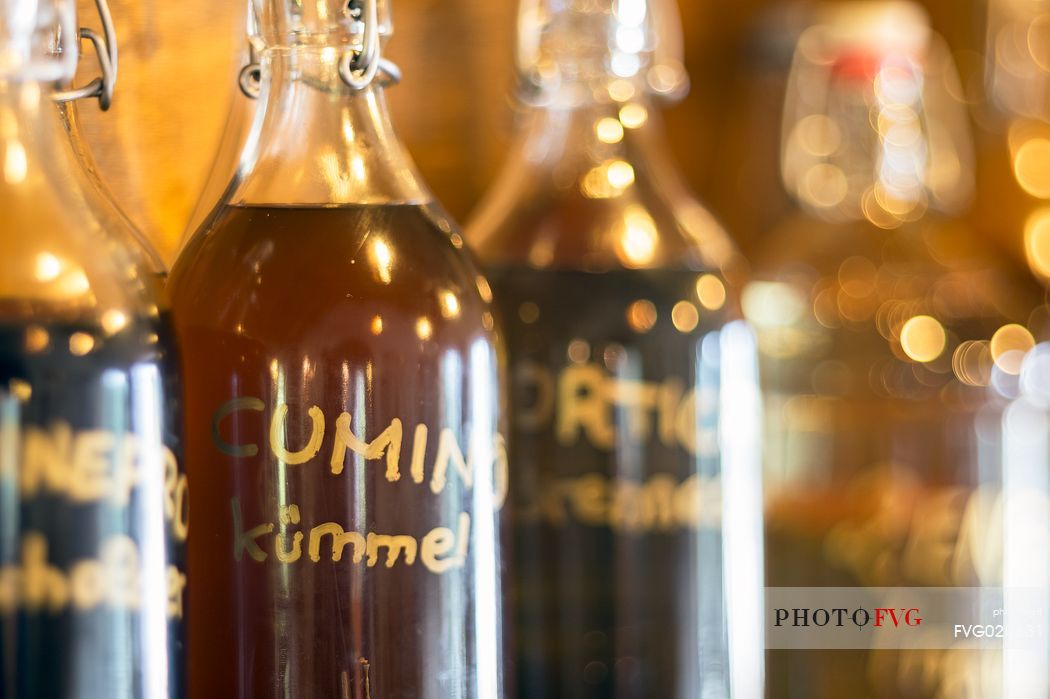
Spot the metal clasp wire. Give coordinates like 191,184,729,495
52,0,118,110
239,0,401,100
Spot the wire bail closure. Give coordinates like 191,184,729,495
239,0,401,99
52,0,118,110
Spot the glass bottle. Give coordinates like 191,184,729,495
748,3,1046,697
0,0,187,697
468,1,764,697
167,1,507,697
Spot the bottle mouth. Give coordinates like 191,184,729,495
252,0,393,51
515,0,688,104
244,0,401,94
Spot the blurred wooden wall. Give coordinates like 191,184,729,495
72,0,1037,271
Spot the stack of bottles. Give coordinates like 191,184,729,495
0,0,1045,698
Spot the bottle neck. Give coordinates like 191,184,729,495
233,48,429,207
516,0,688,104
511,93,664,177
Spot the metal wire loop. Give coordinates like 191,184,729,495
239,0,399,99
338,50,401,91
53,0,118,110
239,42,263,100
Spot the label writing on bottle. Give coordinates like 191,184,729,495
513,360,722,533
517,361,720,456
0,418,189,619
212,397,508,576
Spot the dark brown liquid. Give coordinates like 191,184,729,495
168,205,507,699
486,266,737,699
0,315,186,699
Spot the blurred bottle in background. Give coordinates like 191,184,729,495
747,2,1048,697
469,1,764,697
0,0,187,696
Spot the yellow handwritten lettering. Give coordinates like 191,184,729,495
212,397,265,457
572,474,609,526
101,536,141,610
69,429,124,504
167,565,187,620
309,523,366,563
558,364,614,449
366,534,418,568
524,473,720,533
21,423,72,497
492,434,509,511
420,525,457,573
270,404,326,465
232,498,274,562
410,424,428,484
275,505,304,563
329,413,403,482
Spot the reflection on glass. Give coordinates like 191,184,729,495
1002,348,1050,699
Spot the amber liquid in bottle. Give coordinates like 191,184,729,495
169,204,505,698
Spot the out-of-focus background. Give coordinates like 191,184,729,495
71,0,1045,274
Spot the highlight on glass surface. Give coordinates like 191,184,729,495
469,1,765,697
747,2,1050,697
167,0,507,697
0,0,187,697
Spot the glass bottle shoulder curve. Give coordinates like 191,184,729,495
169,202,498,350
468,101,738,276
0,85,164,329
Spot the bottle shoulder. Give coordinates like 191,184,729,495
470,180,735,271
168,203,497,350
0,192,167,329
466,111,740,276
